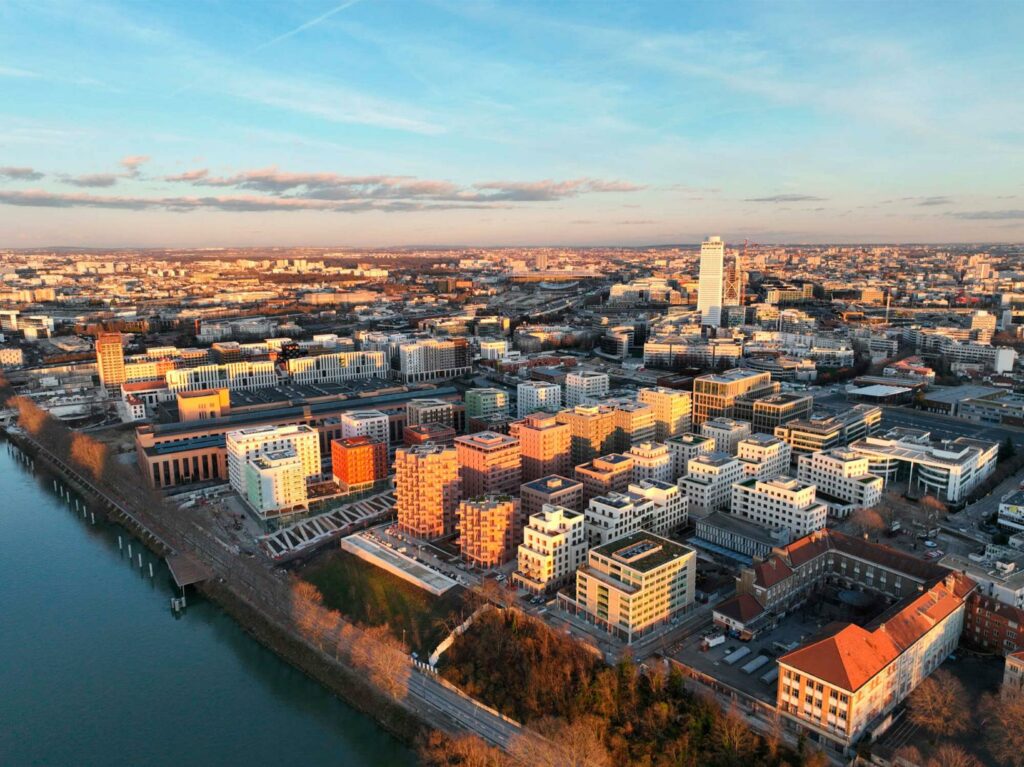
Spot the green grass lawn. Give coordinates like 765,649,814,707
303,549,470,655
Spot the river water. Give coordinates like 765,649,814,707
0,437,415,767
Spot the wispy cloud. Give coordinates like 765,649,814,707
0,188,497,213
162,165,642,203
469,178,643,201
222,75,445,135
120,155,150,177
744,194,825,203
251,0,364,55
916,196,953,206
62,173,119,188
951,210,1024,220
0,166,44,181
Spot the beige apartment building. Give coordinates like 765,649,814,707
514,504,587,594
575,453,635,502
678,452,743,515
731,476,828,538
796,448,883,516
566,532,697,643
692,368,777,425
556,404,617,465
394,444,461,539
737,434,793,481
666,432,716,479
96,332,126,388
509,413,571,481
701,416,752,455
638,386,693,441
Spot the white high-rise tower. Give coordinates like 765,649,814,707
697,235,725,327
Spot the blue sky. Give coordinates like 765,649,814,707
0,0,1022,247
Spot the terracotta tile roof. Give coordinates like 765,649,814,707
779,530,831,568
715,593,765,624
780,623,899,692
781,573,974,692
753,557,793,588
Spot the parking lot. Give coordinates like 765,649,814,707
672,585,895,705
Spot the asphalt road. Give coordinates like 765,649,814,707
408,672,522,748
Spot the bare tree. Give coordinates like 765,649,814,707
350,624,411,700
801,750,830,767
926,743,981,767
908,670,971,738
851,507,886,537
509,716,610,767
418,731,510,767
712,702,757,764
919,495,947,516
70,431,108,482
893,744,924,767
983,690,1024,767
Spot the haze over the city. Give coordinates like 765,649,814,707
1,0,1022,248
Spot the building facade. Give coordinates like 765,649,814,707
394,444,460,539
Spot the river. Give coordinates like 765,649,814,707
0,437,415,767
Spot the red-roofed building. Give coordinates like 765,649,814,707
777,572,973,756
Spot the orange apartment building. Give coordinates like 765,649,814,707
330,436,388,490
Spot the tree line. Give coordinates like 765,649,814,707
429,609,829,767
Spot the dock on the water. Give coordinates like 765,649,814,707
166,554,214,588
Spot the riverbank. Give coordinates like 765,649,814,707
2,428,430,750
0,435,417,766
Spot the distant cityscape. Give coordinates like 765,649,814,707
2,238,1024,765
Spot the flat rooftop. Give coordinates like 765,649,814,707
592,531,694,573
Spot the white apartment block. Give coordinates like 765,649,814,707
565,370,610,407
517,381,562,418
731,477,828,538
166,361,279,393
339,410,391,447
666,433,716,479
679,452,743,515
226,424,321,495
584,480,688,547
478,339,508,360
398,338,471,383
737,434,793,481
244,449,308,519
848,432,997,503
797,449,883,515
701,417,753,456
628,441,673,484
638,387,693,441
514,504,588,594
286,351,387,384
